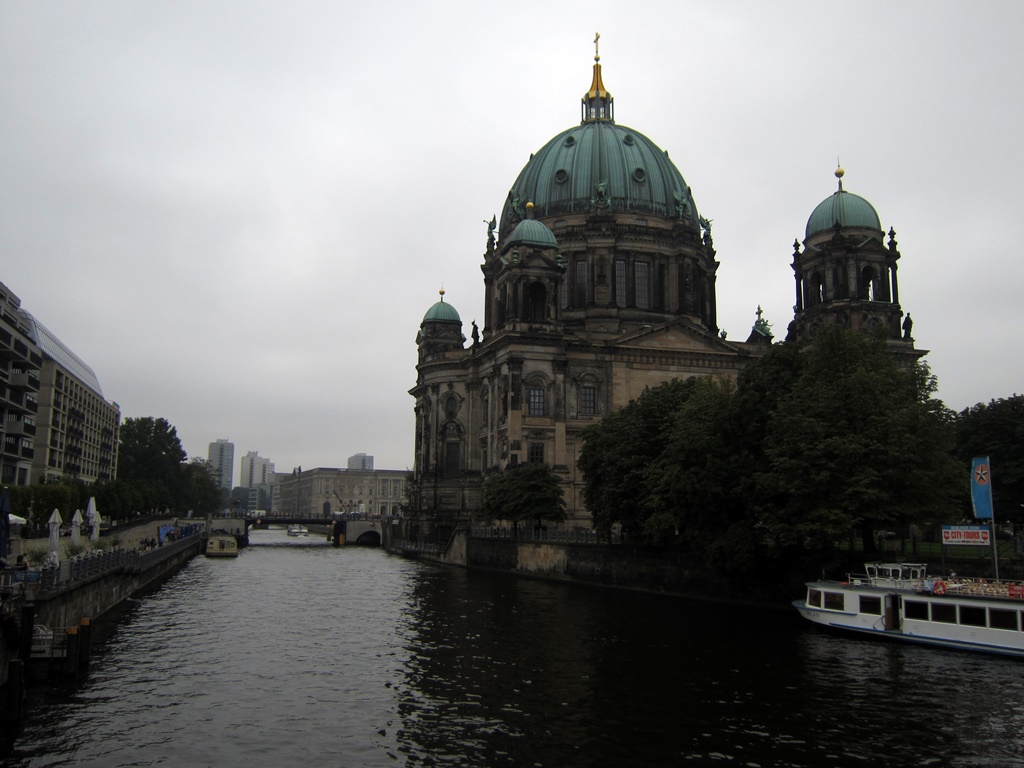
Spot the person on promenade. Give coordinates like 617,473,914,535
13,554,28,571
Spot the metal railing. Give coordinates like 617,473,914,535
3,531,203,599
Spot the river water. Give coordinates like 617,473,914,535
7,527,1024,767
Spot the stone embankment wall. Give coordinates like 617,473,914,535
393,530,795,604
28,535,203,628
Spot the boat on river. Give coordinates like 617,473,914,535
205,534,239,557
287,525,309,537
794,562,1024,658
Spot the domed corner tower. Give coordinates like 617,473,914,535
416,289,466,363
481,203,566,336
786,168,924,360
494,42,720,339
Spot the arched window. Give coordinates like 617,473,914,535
861,267,877,300
809,272,824,305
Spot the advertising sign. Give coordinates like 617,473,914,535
941,525,991,546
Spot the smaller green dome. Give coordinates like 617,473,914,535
507,218,558,249
422,292,461,323
806,172,881,238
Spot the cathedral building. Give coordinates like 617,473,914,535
409,46,918,530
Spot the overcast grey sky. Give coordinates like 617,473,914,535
2,1,1021,483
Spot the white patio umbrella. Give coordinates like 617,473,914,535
48,508,63,556
71,509,84,546
87,497,101,542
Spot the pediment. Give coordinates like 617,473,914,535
609,318,736,354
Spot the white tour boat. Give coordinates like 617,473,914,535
287,525,309,537
794,562,1024,658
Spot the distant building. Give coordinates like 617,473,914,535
240,450,274,488
240,450,276,512
347,453,374,470
278,466,407,518
208,439,234,492
0,280,120,486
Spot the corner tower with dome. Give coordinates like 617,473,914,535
787,167,924,365
407,45,921,536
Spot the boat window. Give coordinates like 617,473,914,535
823,592,845,611
989,608,1019,631
859,596,882,615
807,589,822,608
905,601,928,620
959,605,987,627
931,603,957,624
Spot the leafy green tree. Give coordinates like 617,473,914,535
177,459,223,517
481,462,567,528
578,378,699,535
118,417,186,492
641,377,763,567
955,395,1024,525
756,325,962,554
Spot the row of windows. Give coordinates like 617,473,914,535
903,599,1022,631
563,259,652,309
810,589,1024,632
525,386,596,417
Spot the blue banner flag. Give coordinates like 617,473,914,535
971,457,994,520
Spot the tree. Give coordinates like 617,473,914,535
177,459,223,517
955,395,1024,525
118,417,186,487
756,325,962,554
642,377,760,565
578,378,700,535
482,462,567,528
118,417,186,512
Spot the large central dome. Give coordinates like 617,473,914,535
499,121,699,236
499,48,699,238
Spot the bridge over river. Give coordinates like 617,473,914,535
249,515,386,546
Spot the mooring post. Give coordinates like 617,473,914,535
78,618,92,669
63,626,79,678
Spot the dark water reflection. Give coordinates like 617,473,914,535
8,529,1024,767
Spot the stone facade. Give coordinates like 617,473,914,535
408,55,919,530
277,466,408,519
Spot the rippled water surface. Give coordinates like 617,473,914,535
9,528,1024,767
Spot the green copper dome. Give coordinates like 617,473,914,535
507,217,558,249
499,50,698,235
500,121,699,234
806,171,881,238
422,293,461,323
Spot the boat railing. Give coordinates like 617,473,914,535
846,572,927,591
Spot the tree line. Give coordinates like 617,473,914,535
482,325,1024,575
8,417,222,532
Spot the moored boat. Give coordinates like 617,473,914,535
794,562,1024,658
205,534,239,558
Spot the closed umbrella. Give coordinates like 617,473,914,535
87,497,101,542
71,509,84,546
48,509,63,558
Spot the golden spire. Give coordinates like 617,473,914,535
582,33,613,122
835,160,845,192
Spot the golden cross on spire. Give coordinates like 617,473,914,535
594,32,600,61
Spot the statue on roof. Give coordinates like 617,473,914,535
486,216,496,251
